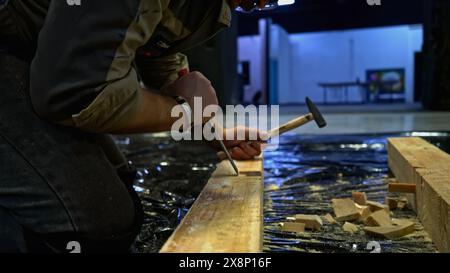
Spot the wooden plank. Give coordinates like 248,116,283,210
160,158,264,253
388,137,450,252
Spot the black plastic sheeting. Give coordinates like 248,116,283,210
115,132,450,253
263,132,450,253
115,135,218,253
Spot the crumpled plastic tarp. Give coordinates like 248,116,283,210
115,132,450,253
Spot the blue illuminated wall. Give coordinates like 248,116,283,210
287,25,423,104
238,24,424,105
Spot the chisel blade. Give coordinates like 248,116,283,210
217,139,239,176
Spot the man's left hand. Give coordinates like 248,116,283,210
213,126,268,161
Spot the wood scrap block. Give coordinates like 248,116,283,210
363,220,415,239
392,218,407,226
366,200,390,213
324,213,337,225
385,197,408,210
388,183,416,194
365,210,392,227
281,222,306,234
385,197,399,210
397,200,407,210
266,184,279,191
343,222,359,234
332,198,360,222
355,204,371,222
293,214,323,230
352,191,367,205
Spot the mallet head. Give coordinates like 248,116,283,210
306,97,327,128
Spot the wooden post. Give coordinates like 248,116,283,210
388,137,450,252
160,157,264,253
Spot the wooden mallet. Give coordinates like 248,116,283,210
268,97,327,138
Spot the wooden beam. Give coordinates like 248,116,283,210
388,137,450,252
160,157,264,253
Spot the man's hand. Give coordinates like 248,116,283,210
214,126,268,161
163,71,219,123
163,72,268,160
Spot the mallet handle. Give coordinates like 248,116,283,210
269,113,314,138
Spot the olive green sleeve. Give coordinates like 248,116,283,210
30,0,171,133
69,68,143,133
73,51,190,133
136,52,190,90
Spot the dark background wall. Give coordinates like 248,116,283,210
184,0,450,110
183,13,240,108
238,0,424,35
421,0,450,110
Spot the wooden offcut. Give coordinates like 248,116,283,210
363,220,415,240
388,137,450,252
365,210,392,227
397,201,407,210
385,197,398,210
212,156,263,177
385,197,408,210
332,198,360,222
356,204,371,222
352,191,367,205
388,182,417,194
281,222,306,234
324,213,337,225
343,222,359,234
366,200,390,213
160,157,264,253
293,214,323,230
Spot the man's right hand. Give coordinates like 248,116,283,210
163,71,219,122
108,71,219,135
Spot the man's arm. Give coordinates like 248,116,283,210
109,88,179,134
30,0,174,133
